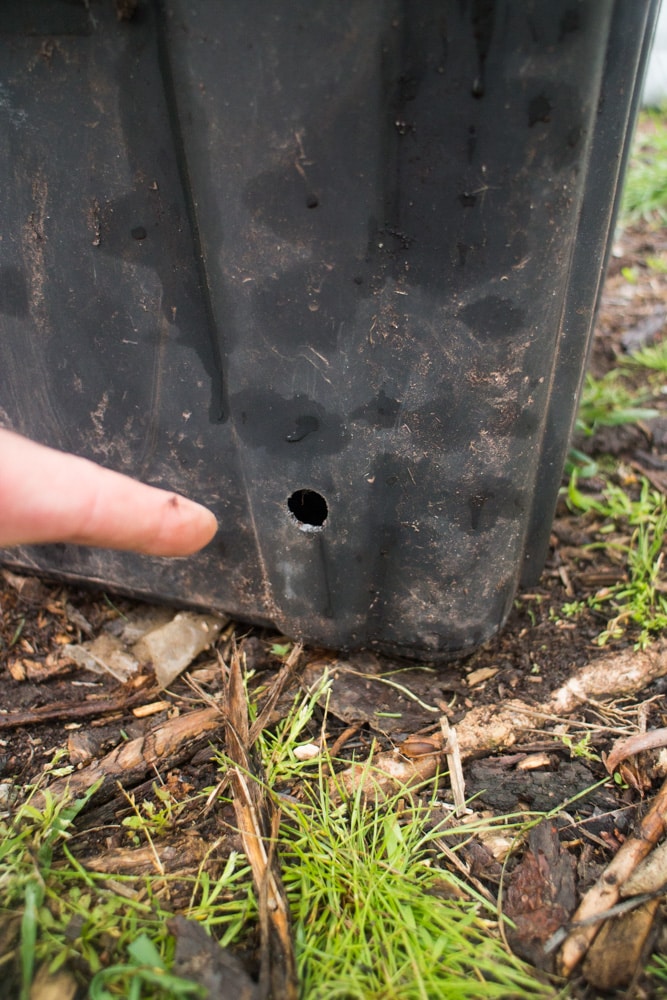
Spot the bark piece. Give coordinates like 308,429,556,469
504,820,576,970
36,706,223,806
547,641,667,715
82,834,208,876
67,730,101,766
605,727,667,775
559,775,667,976
467,759,599,814
622,837,667,896
581,897,661,991
168,915,259,1000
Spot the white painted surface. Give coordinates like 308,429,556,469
644,3,667,106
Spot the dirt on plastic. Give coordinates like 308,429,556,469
2,215,667,997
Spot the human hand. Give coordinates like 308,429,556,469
0,429,218,556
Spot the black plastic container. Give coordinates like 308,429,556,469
0,1,659,659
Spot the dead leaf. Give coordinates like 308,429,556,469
168,915,259,1000
69,632,139,682
133,612,226,687
559,774,667,976
504,821,576,970
302,653,452,735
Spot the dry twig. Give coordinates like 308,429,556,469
333,643,667,801
558,775,667,976
223,648,298,1000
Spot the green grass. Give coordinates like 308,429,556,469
575,370,658,438
281,782,548,1000
0,680,557,1000
649,954,667,999
621,337,667,374
565,472,667,648
568,366,659,478
621,109,667,224
0,783,253,997
257,693,553,1000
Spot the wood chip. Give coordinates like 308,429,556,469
466,667,498,687
83,834,208,875
605,727,667,775
516,753,552,771
132,700,171,719
7,660,26,682
582,898,661,991
559,775,667,976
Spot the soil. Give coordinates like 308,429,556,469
2,214,667,997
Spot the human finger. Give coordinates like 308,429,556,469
0,429,218,556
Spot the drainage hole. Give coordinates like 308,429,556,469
287,489,328,528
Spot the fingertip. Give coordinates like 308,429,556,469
193,504,219,549
149,495,219,556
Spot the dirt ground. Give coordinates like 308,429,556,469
2,215,667,997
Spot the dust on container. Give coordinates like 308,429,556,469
0,2,659,659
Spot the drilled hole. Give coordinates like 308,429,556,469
288,489,328,529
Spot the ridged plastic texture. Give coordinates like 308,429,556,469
0,1,659,659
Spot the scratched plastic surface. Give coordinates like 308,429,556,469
0,2,658,659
